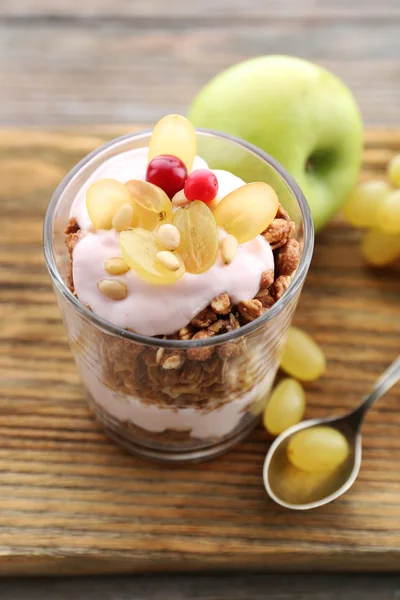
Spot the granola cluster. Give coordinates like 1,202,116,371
66,203,300,419
65,217,80,292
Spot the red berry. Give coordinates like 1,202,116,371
184,169,218,203
146,155,188,199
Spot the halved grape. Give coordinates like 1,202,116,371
342,180,391,228
213,182,279,243
173,201,219,273
263,379,306,436
125,179,172,231
280,327,326,381
148,114,196,172
86,178,133,230
287,426,349,472
376,189,400,234
119,228,185,284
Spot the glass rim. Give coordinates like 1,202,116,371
43,128,314,349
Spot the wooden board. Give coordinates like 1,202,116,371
2,573,400,600
0,127,399,576
1,0,400,127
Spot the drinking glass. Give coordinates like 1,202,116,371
44,130,314,463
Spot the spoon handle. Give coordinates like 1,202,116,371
349,355,400,429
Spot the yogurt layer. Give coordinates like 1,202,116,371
69,147,274,336
72,228,274,336
77,356,276,439
70,148,209,231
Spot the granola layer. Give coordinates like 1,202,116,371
66,203,300,442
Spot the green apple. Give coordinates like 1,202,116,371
189,55,363,231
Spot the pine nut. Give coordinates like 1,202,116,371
98,279,128,300
156,347,165,365
156,251,180,271
104,257,130,275
157,224,181,250
221,235,238,264
112,203,134,232
171,189,189,207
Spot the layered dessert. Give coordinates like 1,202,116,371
64,115,300,452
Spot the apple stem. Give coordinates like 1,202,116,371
306,158,314,172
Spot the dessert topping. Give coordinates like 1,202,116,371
237,299,266,322
157,223,181,251
97,279,128,300
156,250,181,272
191,307,217,328
275,238,300,277
214,182,279,243
125,179,172,230
172,201,219,274
83,114,291,290
259,269,275,290
220,234,238,265
86,178,132,230
276,203,291,222
148,114,196,172
184,169,218,203
273,275,291,300
262,218,294,250
104,257,130,275
146,154,188,199
171,189,189,207
178,325,195,340
210,292,232,315
120,228,185,284
255,288,275,308
112,202,135,232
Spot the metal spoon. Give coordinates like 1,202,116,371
263,355,400,510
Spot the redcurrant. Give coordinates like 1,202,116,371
146,154,188,199
184,169,218,203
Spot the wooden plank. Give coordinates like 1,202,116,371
1,573,400,600
0,127,399,576
0,6,399,127
2,0,400,19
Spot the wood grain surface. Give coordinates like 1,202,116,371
1,0,400,127
1,573,400,600
0,126,399,576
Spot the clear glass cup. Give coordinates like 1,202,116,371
44,130,314,463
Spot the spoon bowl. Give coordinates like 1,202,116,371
263,416,362,510
263,355,399,510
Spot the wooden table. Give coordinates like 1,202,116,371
0,127,399,588
1,0,400,597
1,573,400,599
1,0,400,127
